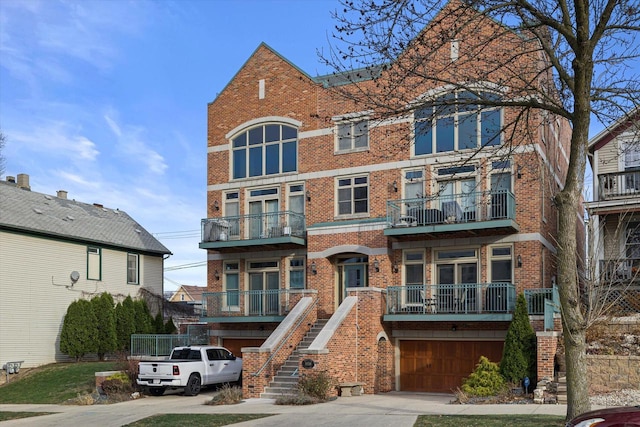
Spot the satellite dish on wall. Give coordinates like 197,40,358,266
70,271,80,283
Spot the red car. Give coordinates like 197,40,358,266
566,406,640,427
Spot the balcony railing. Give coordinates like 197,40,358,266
386,283,516,316
598,171,640,200
524,287,559,315
386,190,516,229
599,258,640,282
201,211,305,243
201,289,316,319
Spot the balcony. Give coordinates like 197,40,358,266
599,258,640,283
384,283,516,321
199,211,306,251
385,190,518,238
598,171,640,200
200,289,316,322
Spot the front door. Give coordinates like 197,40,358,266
337,256,368,306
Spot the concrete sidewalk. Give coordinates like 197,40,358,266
0,392,574,427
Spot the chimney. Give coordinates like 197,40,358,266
6,176,16,184
93,203,103,208
57,190,68,199
17,173,31,190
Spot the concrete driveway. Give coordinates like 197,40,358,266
0,391,570,427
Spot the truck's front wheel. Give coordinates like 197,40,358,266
184,374,201,396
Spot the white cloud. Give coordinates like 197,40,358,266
8,121,100,162
104,113,168,175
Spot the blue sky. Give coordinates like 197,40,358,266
0,0,627,293
0,0,341,292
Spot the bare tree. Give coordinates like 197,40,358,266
320,0,639,419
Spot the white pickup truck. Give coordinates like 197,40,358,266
136,346,242,396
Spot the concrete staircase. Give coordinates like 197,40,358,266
556,372,567,404
260,319,329,399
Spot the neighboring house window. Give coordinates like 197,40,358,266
181,294,185,301
337,175,369,216
87,246,101,280
414,90,502,155
127,253,139,284
224,262,240,308
404,250,425,306
337,119,369,151
231,124,297,179
289,258,305,289
626,223,640,260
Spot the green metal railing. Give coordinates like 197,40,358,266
201,289,316,318
201,211,305,243
386,190,515,228
130,334,190,357
386,283,516,315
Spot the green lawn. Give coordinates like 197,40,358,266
415,414,565,426
123,413,273,426
0,411,55,422
0,361,118,404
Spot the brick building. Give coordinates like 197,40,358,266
200,1,577,397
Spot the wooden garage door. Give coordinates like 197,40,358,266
400,340,504,393
222,338,264,358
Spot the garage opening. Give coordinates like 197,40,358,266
222,338,265,358
399,340,504,393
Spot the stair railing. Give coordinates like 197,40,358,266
251,295,319,378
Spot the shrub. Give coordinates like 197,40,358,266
297,370,336,401
206,384,243,405
60,299,98,361
275,393,321,405
91,293,117,361
461,356,507,397
115,352,140,389
100,378,132,395
115,296,136,351
500,293,537,384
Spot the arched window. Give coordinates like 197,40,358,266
414,90,502,155
231,123,298,179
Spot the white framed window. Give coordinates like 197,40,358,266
247,260,280,315
247,187,280,238
435,165,477,222
224,191,240,238
336,175,369,217
489,245,513,283
288,258,305,289
87,246,101,280
231,123,297,179
336,119,369,152
127,253,139,285
224,262,240,309
403,250,425,306
414,90,502,155
287,184,305,235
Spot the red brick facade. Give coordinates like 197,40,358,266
202,1,578,396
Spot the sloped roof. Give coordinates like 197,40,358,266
589,107,640,153
174,285,205,302
0,181,171,255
